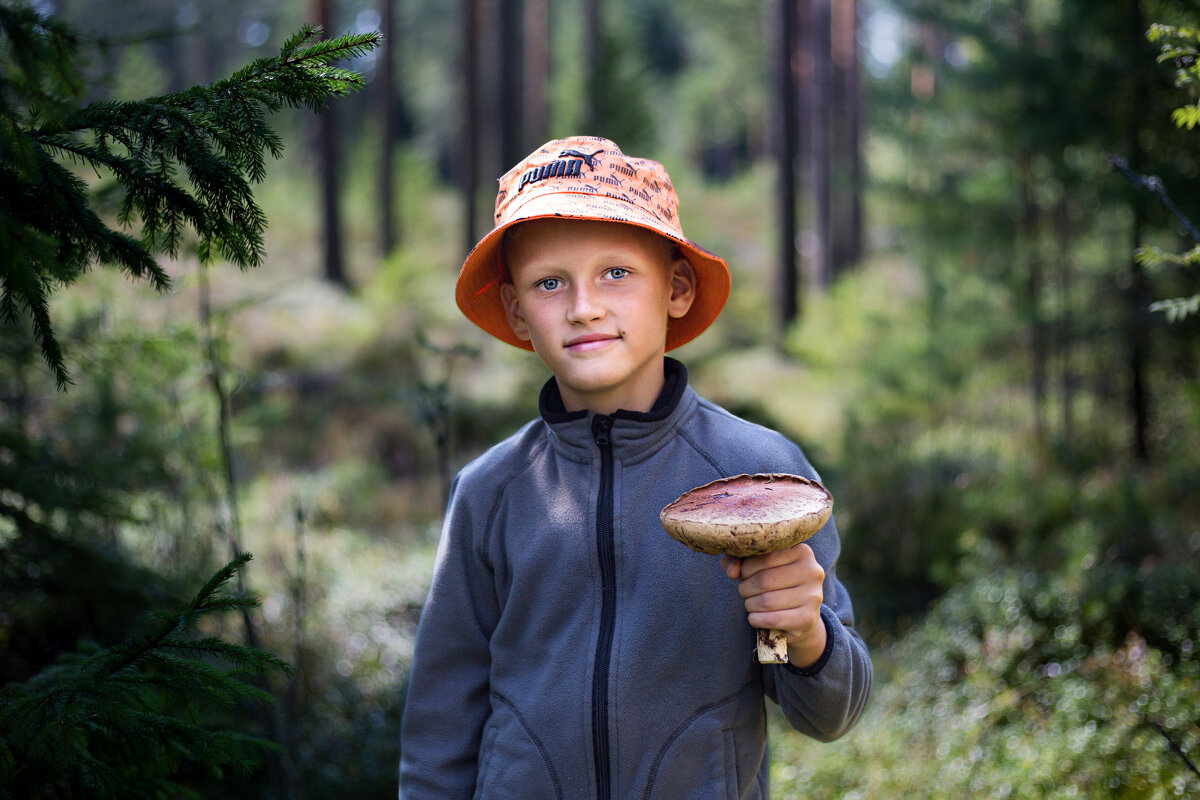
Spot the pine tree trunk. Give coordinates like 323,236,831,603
1125,0,1151,462
795,0,814,290
774,0,800,335
379,0,399,255
194,1,221,84
1015,0,1046,447
498,0,523,168
523,0,550,150
1056,188,1075,440
831,0,863,271
582,0,601,132
462,0,481,252
810,0,833,289
313,0,348,288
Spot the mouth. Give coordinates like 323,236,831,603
564,333,620,352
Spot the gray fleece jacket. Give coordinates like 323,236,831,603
399,359,871,800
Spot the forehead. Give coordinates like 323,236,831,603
503,218,671,271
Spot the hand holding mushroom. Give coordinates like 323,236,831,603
660,474,834,664
721,542,827,668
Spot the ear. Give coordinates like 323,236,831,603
500,282,532,341
666,256,697,320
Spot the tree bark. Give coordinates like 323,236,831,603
523,0,550,150
809,0,833,289
378,0,399,255
1125,0,1151,462
312,0,348,288
498,0,523,168
1015,0,1046,446
582,0,601,132
774,0,800,334
1056,188,1075,440
462,0,481,252
831,0,863,272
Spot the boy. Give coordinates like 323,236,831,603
399,136,871,799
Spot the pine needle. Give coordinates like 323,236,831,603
0,10,381,389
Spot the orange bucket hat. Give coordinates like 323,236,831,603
455,136,731,352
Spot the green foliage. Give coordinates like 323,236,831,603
1149,293,1200,321
1144,23,1200,323
773,557,1200,798
1150,23,1200,129
0,553,292,800
0,4,381,387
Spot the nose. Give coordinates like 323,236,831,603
566,283,604,324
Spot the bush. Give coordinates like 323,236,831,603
771,556,1200,799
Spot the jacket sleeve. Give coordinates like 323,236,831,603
762,515,872,742
399,472,499,799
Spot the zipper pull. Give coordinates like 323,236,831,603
592,415,613,447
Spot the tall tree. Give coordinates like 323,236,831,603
498,0,523,168
312,0,350,288
809,0,834,288
378,0,400,254
523,0,549,151
582,0,601,132
774,0,801,335
830,0,863,272
1123,0,1152,462
1014,0,1048,446
462,0,481,252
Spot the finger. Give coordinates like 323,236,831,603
736,554,824,599
736,542,814,581
743,582,825,639
721,554,742,579
746,606,825,648
742,582,824,615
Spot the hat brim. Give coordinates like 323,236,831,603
455,198,731,352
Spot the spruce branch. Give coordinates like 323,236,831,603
0,553,292,799
1117,22,1200,324
0,10,381,389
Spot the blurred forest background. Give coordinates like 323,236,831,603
2,0,1199,797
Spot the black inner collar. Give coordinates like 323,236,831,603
539,357,688,424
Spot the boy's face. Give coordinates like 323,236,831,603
500,218,696,415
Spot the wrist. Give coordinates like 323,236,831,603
787,623,828,669
783,605,837,676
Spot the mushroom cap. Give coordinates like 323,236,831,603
659,473,833,557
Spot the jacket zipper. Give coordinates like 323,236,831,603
591,414,616,800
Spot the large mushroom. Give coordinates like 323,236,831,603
660,473,834,664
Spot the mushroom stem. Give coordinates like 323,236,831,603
757,629,789,664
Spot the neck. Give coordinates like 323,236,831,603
559,375,666,416
540,358,687,421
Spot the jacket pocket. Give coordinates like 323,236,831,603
642,686,765,800
472,695,563,800
721,728,739,799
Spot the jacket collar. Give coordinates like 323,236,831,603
538,357,695,461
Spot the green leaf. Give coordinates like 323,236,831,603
1171,104,1200,129
1149,294,1200,322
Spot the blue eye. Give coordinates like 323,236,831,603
536,277,561,291
608,268,630,280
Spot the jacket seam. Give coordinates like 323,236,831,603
640,681,757,800
674,426,728,477
480,437,551,563
490,691,565,800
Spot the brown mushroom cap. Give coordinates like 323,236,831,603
660,473,833,557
